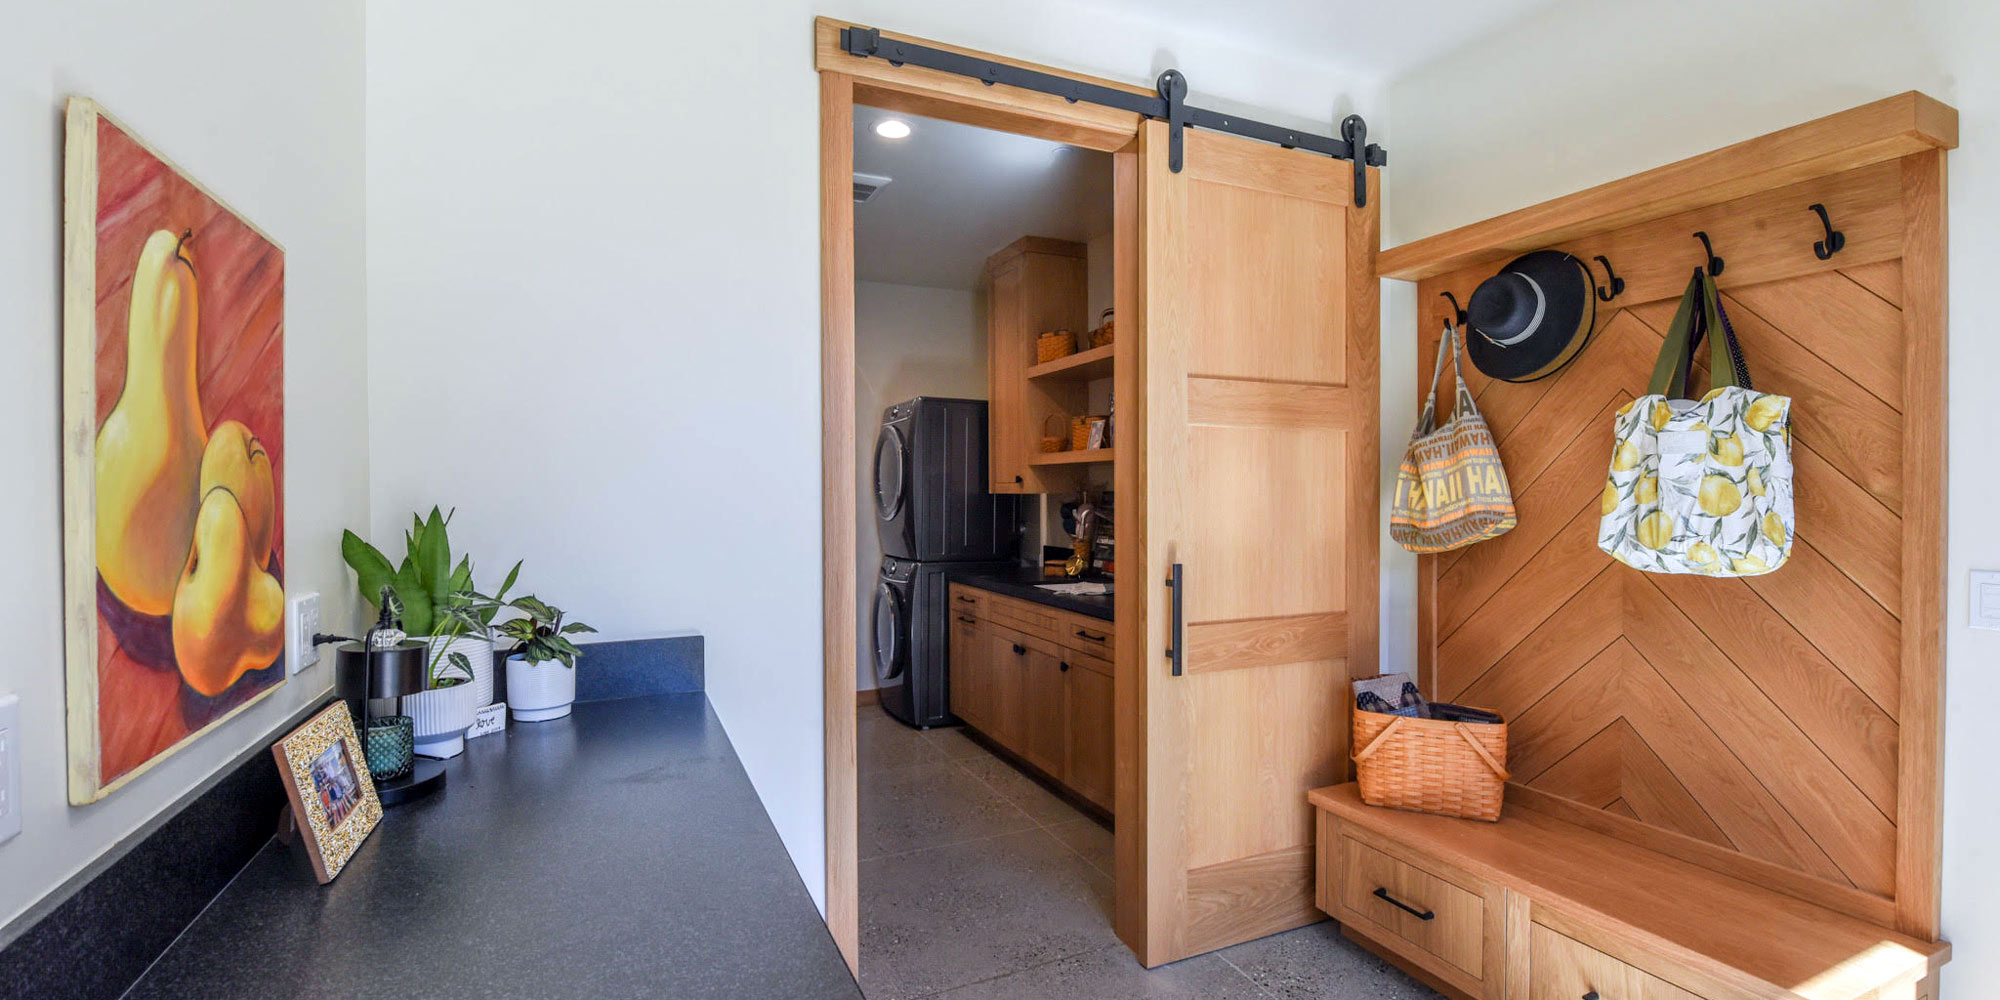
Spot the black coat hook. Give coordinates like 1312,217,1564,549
1440,291,1467,326
1591,255,1625,301
1693,231,1725,276
1809,203,1845,259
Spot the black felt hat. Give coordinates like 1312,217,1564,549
1465,250,1596,383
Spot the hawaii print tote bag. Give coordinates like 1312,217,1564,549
1392,323,1516,553
1598,269,1794,576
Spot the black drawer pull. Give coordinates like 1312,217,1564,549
956,594,976,603
1074,628,1107,642
1371,887,1434,921
1582,993,1599,1000
1012,643,1027,655
957,615,976,624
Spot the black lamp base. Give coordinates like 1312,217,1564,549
375,758,446,807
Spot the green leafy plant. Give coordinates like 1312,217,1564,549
495,596,596,668
342,507,522,687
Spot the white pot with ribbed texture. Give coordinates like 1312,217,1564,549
506,654,577,722
401,635,493,758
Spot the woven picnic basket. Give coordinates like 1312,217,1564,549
1351,707,1510,822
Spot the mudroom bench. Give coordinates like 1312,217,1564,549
1310,784,1948,1000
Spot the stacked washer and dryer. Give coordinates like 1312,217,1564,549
871,397,1021,728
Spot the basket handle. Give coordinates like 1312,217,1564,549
1351,717,1406,762
1454,722,1511,780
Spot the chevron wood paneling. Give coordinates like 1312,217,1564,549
1411,158,1946,930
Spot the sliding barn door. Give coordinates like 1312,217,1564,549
1129,120,1379,964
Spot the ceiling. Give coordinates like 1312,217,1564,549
853,108,1113,291
1074,0,1558,80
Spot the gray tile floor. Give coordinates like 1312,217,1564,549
856,708,1441,999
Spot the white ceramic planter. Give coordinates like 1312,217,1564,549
506,654,578,722
402,635,494,758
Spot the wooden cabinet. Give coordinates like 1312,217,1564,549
983,237,1088,494
1062,650,1114,811
947,583,1114,815
1529,925,1700,1000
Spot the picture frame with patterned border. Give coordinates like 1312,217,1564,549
272,702,383,883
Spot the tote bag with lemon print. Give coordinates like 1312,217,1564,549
1598,269,1794,576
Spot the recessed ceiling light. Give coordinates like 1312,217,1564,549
874,119,912,139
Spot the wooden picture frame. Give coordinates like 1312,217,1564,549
62,96,289,804
272,703,382,884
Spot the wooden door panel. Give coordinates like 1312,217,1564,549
1022,646,1067,775
1065,652,1115,811
1135,121,1379,965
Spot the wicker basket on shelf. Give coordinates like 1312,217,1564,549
1040,413,1067,453
1071,415,1108,451
1351,707,1509,822
1091,308,1115,348
1036,330,1076,364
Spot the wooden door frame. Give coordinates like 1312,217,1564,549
816,18,1155,971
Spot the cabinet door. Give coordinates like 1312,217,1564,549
1064,650,1115,812
985,260,1026,493
989,629,1031,747
1020,644,1067,776
949,612,989,728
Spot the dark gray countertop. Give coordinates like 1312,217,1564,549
947,567,1115,621
125,694,861,1000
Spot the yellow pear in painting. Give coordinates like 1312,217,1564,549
171,488,285,697
199,421,275,563
96,229,208,615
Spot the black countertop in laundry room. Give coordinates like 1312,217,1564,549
946,566,1115,621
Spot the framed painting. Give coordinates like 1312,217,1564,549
62,97,288,804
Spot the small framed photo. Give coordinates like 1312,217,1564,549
272,703,382,883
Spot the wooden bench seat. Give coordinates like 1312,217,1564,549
1310,783,1949,1000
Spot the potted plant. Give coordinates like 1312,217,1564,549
496,596,596,722
341,507,520,757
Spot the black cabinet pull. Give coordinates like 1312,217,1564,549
1075,628,1106,642
1060,661,1071,672
1012,643,1026,655
956,595,976,603
956,615,976,624
1582,993,1600,1000
1371,887,1434,921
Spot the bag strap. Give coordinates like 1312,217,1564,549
1645,273,1704,397
1698,270,1755,392
1413,323,1463,437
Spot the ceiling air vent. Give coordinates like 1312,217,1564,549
853,172,892,204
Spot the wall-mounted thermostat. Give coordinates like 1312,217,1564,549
1974,570,2000,631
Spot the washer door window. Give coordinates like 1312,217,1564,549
871,581,906,685
874,424,907,523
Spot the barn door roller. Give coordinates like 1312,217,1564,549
838,26,1386,207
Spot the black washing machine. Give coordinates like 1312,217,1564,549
873,555,1011,728
875,397,1020,562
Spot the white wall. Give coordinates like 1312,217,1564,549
365,0,1380,909
1383,0,1996,991
854,281,988,691
0,0,368,934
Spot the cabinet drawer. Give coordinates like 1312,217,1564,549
1337,836,1487,983
1529,924,1704,1000
948,585,988,618
988,597,1059,641
1060,616,1114,658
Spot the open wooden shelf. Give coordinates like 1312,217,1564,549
1027,447,1115,467
1026,343,1114,382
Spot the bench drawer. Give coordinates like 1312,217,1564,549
1530,924,1704,1000
1337,835,1487,982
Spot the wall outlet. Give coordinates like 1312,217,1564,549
290,592,323,674
0,694,20,845
1974,571,2000,631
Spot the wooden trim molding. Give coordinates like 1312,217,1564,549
1380,91,1957,281
819,69,859,974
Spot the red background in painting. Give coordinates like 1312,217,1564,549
93,115,286,786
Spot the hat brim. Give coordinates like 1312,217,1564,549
1465,251,1596,383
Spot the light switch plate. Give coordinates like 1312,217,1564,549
290,592,322,674
1973,571,2000,631
0,693,20,845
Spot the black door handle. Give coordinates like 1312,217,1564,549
1165,563,1184,676
1371,887,1435,921
1012,643,1026,655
